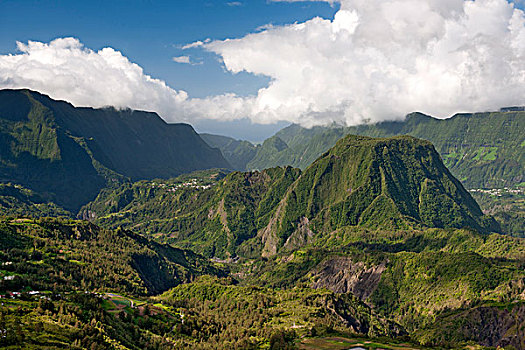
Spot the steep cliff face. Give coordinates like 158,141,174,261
310,257,386,300
258,135,496,257
84,134,496,259
0,89,230,210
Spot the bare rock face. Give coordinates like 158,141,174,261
283,217,314,251
311,257,386,301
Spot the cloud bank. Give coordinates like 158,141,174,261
204,0,525,125
1,0,524,127
0,38,193,122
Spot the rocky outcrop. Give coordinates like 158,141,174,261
283,217,314,251
311,257,386,301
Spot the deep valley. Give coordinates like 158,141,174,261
0,90,523,349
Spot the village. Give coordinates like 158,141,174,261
149,178,214,192
469,186,524,197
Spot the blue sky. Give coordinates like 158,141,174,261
0,0,338,97
0,0,525,141
0,0,339,140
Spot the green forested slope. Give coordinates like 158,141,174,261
79,133,525,349
347,112,525,188
0,218,224,349
0,89,230,211
225,111,524,189
0,183,71,218
85,135,497,259
2,90,525,349
471,188,525,237
0,292,184,349
2,217,523,349
246,125,347,172
0,218,224,295
2,132,524,348
255,135,495,257
156,276,406,348
240,227,525,348
200,133,258,171
82,166,302,258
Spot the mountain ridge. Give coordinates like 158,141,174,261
1,91,524,348
85,134,497,259
0,89,231,211
204,110,525,189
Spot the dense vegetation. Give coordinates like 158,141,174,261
0,277,414,350
154,276,406,349
254,135,496,257
0,93,523,349
86,135,497,259
0,89,230,211
69,134,525,348
1,217,522,348
471,187,525,237
0,218,224,295
0,183,71,218
206,112,524,238
0,218,413,349
0,292,182,349
83,166,302,258
78,168,230,222
212,110,524,190
238,227,525,348
201,133,258,171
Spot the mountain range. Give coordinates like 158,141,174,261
84,134,497,258
0,88,524,349
0,89,229,211
205,111,525,190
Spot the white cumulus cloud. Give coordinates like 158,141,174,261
172,55,202,65
172,55,191,64
0,38,194,122
202,0,525,126
0,0,524,127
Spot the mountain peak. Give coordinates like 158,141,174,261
259,134,494,256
